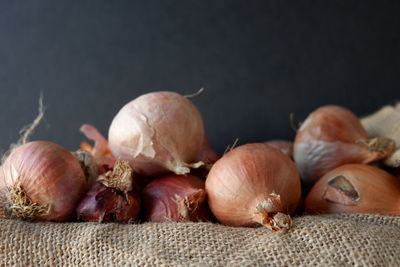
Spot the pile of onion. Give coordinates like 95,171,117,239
108,91,206,177
293,105,395,187
305,164,400,215
0,141,88,221
206,143,301,233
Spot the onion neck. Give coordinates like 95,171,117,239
99,160,133,193
359,137,396,163
253,193,292,233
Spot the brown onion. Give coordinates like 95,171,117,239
293,105,395,187
0,141,87,221
76,160,140,223
108,91,205,176
305,164,400,215
143,174,212,222
265,140,293,158
206,143,301,233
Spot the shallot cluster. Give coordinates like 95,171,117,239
1,90,399,234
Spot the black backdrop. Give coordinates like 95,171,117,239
0,1,399,155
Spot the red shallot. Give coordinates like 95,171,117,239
142,174,212,222
76,160,140,223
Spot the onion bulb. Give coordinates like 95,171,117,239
0,141,87,221
294,105,395,187
206,143,301,233
76,160,140,223
305,164,400,215
142,174,212,222
108,91,205,176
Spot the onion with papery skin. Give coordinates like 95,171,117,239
77,160,140,223
143,174,212,222
0,141,87,221
206,143,301,233
265,140,293,158
293,105,395,187
305,164,400,215
108,91,205,176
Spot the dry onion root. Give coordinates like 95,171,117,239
142,174,213,222
305,164,400,215
108,91,206,176
206,143,301,233
0,141,88,221
293,105,395,187
76,160,141,223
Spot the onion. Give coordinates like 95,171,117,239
265,140,293,158
0,141,87,221
108,91,205,176
76,160,141,223
142,174,212,222
305,164,400,215
206,143,301,233
293,105,395,187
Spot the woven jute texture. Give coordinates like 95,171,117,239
1,214,399,266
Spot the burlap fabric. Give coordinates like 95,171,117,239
0,214,399,266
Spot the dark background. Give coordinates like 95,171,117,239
0,1,399,155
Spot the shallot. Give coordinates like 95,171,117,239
143,174,212,222
293,105,395,187
305,164,400,215
108,91,205,176
0,141,87,221
76,160,141,223
206,143,301,233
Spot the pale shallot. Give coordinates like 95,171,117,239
108,91,205,176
